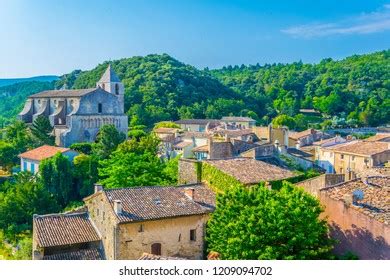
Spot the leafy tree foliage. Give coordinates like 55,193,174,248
0,142,18,171
0,172,59,236
154,121,180,129
92,124,126,160
271,114,296,129
39,153,74,207
99,135,177,188
3,120,32,153
70,142,93,155
30,116,55,146
73,154,99,197
206,182,334,260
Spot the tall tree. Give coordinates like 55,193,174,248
39,153,73,207
206,182,334,260
30,116,55,146
92,124,126,159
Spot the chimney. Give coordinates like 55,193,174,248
113,200,122,214
94,184,103,193
184,188,195,200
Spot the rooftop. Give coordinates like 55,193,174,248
98,64,121,83
33,212,101,248
205,158,296,184
287,147,313,158
365,133,390,142
174,141,192,148
331,141,390,156
42,248,104,260
289,129,318,140
216,129,254,138
102,184,215,224
221,116,256,122
19,145,70,161
192,145,209,153
175,119,219,125
321,176,390,224
154,127,179,134
28,87,109,98
138,253,187,260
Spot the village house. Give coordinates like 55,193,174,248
253,125,289,149
18,145,78,174
32,184,215,260
288,128,329,148
365,133,390,142
18,65,128,147
221,116,256,129
331,141,390,180
319,176,390,259
175,119,219,132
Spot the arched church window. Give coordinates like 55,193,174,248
115,83,119,95
98,103,102,113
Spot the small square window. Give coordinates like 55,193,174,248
352,156,355,161
190,229,196,241
340,154,344,159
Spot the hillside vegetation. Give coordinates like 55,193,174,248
1,50,389,128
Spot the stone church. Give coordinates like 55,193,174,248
19,65,128,147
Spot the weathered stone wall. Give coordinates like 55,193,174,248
178,159,200,184
209,141,233,159
296,174,345,197
319,192,390,259
231,139,259,155
240,144,274,159
84,192,118,260
117,214,209,260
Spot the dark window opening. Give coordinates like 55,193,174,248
138,224,144,232
190,229,196,241
151,243,161,255
98,103,102,113
115,83,119,95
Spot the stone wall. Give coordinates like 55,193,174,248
296,174,345,197
117,214,209,260
178,159,200,184
209,141,233,159
319,192,390,259
240,144,274,159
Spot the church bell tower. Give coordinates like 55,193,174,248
96,64,125,113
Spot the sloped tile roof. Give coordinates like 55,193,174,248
331,141,390,156
289,129,317,140
19,145,70,161
221,116,256,122
34,212,101,248
205,158,296,184
29,88,97,98
321,176,390,224
104,184,215,223
192,145,209,152
98,64,121,83
42,248,104,260
365,133,390,142
175,119,219,125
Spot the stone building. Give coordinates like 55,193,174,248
33,184,215,260
288,128,329,148
19,65,128,147
319,176,390,259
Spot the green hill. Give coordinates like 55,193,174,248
1,51,389,128
0,76,58,87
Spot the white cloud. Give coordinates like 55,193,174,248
282,4,390,38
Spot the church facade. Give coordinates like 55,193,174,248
18,65,128,147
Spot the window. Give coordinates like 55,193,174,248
23,161,27,171
98,103,102,113
115,83,119,95
340,154,344,159
138,224,144,232
351,156,355,161
30,163,35,174
190,229,196,241
178,233,181,242
151,243,161,255
103,211,105,221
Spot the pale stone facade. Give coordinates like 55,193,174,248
18,65,128,147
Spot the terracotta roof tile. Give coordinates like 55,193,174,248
19,145,70,161
205,158,296,184
221,116,256,122
34,212,101,248
104,184,215,224
42,248,104,260
332,141,390,156
321,176,390,224
365,134,390,142
192,145,209,152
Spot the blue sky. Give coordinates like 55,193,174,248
0,0,389,77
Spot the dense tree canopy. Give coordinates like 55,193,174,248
31,116,55,146
206,182,334,260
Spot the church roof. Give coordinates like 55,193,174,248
28,87,115,98
98,64,121,83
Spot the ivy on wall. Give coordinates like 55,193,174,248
201,162,243,193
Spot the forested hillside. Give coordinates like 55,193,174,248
1,50,389,128
0,76,58,87
210,50,390,127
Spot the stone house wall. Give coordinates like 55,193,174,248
178,159,200,184
319,192,390,259
296,174,345,197
117,214,209,260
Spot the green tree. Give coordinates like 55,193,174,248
271,114,296,129
154,121,180,129
73,154,99,197
30,116,55,146
0,141,18,171
92,124,126,159
206,182,334,260
70,142,93,155
99,135,175,188
4,120,32,153
0,172,59,236
39,153,73,207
